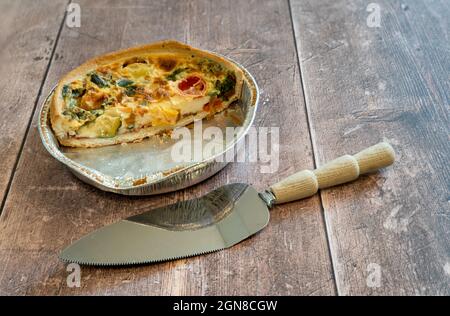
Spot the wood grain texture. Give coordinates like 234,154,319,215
290,0,449,295
0,0,67,207
0,0,335,295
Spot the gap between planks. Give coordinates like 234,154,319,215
287,0,340,296
0,0,72,216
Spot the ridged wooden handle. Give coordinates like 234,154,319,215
270,142,395,204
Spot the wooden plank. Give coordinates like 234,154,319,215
0,0,68,207
290,0,449,295
0,0,336,295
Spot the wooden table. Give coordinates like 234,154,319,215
0,0,448,295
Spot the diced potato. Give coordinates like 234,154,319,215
147,103,179,126
77,115,121,138
123,64,154,80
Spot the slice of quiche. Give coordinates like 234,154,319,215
50,40,244,147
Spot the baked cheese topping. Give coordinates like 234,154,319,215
60,54,238,139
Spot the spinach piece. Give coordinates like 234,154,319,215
117,79,134,87
91,109,104,117
90,73,109,88
62,86,98,122
215,74,236,100
75,111,89,120
62,85,85,99
63,106,100,122
166,67,188,81
118,79,137,97
199,59,224,74
62,85,71,97
62,109,77,120
125,85,137,97
71,88,85,97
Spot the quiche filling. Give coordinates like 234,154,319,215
59,55,238,139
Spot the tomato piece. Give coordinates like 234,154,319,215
202,97,222,112
178,76,206,95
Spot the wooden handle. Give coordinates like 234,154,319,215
270,142,395,204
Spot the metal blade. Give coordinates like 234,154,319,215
60,183,269,266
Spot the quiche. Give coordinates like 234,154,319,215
50,40,244,147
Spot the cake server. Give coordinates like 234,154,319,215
60,142,395,266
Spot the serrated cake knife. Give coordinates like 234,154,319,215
60,142,395,266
